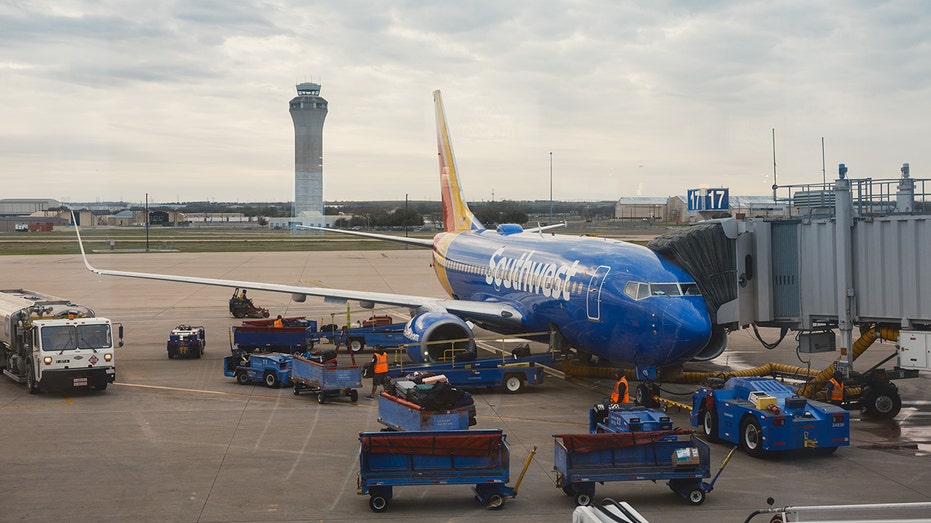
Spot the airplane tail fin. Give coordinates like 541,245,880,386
434,90,484,233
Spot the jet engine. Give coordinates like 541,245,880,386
402,312,476,363
690,325,728,362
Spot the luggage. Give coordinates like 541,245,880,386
512,344,531,358
308,349,337,364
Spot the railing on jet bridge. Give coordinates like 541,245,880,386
772,176,930,218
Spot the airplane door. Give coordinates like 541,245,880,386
586,265,611,321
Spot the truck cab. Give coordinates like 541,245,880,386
1,289,123,394
691,377,849,457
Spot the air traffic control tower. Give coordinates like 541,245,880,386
289,82,327,218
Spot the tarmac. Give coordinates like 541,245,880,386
1,250,930,523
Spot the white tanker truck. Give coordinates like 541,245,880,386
0,289,122,393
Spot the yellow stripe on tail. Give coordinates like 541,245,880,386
434,90,484,232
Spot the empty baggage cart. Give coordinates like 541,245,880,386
358,429,533,512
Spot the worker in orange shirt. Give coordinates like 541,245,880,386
368,346,388,399
273,315,285,328
610,369,629,405
826,371,845,405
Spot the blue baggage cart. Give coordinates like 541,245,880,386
590,405,675,434
358,429,535,512
376,392,472,431
554,429,735,507
291,353,362,404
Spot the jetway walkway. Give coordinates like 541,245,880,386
639,164,930,418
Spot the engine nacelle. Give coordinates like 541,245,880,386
690,325,728,362
402,312,475,363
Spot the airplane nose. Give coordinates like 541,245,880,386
660,301,713,362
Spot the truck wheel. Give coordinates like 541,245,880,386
688,488,706,505
740,417,765,458
292,383,302,395
350,389,359,403
236,372,250,385
349,338,364,353
863,385,902,419
369,495,389,513
264,372,278,388
701,409,719,442
317,392,326,405
26,362,40,394
574,491,592,506
504,374,523,393
486,494,505,510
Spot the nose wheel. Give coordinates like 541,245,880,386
635,382,660,408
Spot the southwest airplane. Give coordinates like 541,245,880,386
75,90,723,375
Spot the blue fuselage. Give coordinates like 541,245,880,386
432,229,712,367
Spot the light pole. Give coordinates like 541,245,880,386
549,152,553,224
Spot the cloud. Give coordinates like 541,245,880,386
1,1,930,203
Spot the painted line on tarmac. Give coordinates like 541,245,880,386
113,382,589,427
0,397,74,410
113,381,351,403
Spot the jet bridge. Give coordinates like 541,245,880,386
650,163,931,386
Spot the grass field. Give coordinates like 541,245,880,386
0,222,662,255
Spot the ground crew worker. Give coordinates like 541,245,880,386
273,315,284,328
826,371,845,405
369,346,388,399
610,369,629,404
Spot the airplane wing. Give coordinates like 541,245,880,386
295,225,434,248
524,222,567,234
73,219,522,324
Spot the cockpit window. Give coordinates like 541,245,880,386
637,283,651,300
650,283,681,296
681,283,701,296
625,281,702,300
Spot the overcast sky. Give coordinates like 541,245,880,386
2,1,929,205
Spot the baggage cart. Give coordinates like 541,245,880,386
230,317,318,355
357,429,535,512
590,405,675,434
376,391,472,431
291,353,362,404
553,429,735,507
385,352,553,393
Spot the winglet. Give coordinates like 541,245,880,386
71,211,100,274
434,90,484,233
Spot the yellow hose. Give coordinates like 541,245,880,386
797,326,898,397
563,325,899,398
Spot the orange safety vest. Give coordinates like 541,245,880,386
374,352,388,374
273,319,284,328
610,376,629,404
829,378,844,402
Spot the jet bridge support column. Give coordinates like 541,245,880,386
835,165,854,377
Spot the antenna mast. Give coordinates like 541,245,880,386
771,129,777,203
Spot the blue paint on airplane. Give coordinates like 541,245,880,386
432,228,712,367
